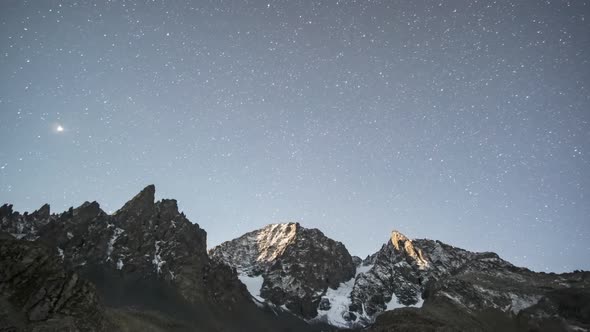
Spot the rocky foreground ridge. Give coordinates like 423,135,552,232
1,185,589,331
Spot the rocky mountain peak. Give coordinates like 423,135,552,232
256,222,299,262
0,203,14,217
73,201,104,221
211,222,355,319
0,185,212,301
32,203,51,219
390,230,429,269
114,184,155,216
390,230,410,248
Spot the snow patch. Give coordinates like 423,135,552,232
386,292,424,310
106,227,124,261
386,293,405,310
356,264,374,276
508,293,540,314
152,240,166,274
413,297,424,308
480,257,501,263
314,277,355,328
473,285,501,297
312,263,388,327
238,273,265,302
441,291,463,304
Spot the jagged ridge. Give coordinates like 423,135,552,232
0,186,324,332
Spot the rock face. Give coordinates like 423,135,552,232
0,235,109,331
0,186,322,332
0,185,211,304
209,223,356,318
349,230,486,321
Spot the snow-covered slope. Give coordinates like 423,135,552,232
311,262,375,328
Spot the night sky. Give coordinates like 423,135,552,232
1,0,589,272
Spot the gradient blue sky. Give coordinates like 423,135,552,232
1,0,589,272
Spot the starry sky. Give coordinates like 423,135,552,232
1,0,589,272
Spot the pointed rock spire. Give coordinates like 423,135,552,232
31,204,50,219
115,185,156,216
73,201,103,221
0,204,14,218
390,230,429,269
390,230,410,251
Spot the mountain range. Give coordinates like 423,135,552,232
1,185,588,331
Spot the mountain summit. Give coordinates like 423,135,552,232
210,222,356,318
